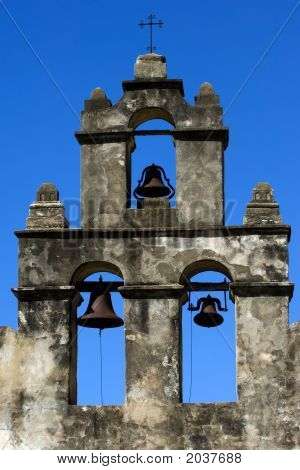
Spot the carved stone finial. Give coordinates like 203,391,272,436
26,183,69,229
36,183,59,202
251,182,275,202
90,87,106,100
194,82,222,126
195,82,220,105
200,82,215,95
84,87,111,111
243,182,282,225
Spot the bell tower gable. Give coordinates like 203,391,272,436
76,54,228,228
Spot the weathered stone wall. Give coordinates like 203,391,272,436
16,230,289,287
0,226,297,449
235,295,291,449
81,142,129,228
0,303,298,449
287,322,300,448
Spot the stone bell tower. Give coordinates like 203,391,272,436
0,53,299,450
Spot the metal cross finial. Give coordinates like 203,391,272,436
138,14,164,53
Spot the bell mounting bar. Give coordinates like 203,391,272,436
75,281,229,293
186,281,229,292
134,130,171,135
75,281,123,293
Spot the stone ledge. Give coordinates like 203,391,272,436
68,404,124,413
122,79,184,96
119,284,186,299
229,282,294,301
75,129,133,145
172,128,229,148
245,203,279,209
181,401,240,409
14,225,291,240
75,127,229,148
12,286,80,301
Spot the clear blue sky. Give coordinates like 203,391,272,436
0,0,299,405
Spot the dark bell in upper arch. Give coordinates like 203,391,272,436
134,164,175,199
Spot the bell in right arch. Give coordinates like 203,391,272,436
192,295,227,328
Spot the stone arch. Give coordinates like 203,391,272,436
71,261,124,284
128,107,175,129
72,261,125,406
127,110,177,208
179,259,235,286
179,258,237,404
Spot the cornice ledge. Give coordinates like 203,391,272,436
119,284,186,299
14,225,291,240
12,286,80,301
229,282,294,301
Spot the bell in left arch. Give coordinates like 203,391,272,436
77,282,124,330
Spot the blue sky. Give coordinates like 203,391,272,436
0,0,299,405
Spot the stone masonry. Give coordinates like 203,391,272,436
0,54,298,449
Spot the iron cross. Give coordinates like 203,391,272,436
139,14,164,53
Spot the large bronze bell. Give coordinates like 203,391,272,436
134,164,175,199
190,294,227,328
77,278,124,330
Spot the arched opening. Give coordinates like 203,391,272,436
128,107,175,129
180,261,237,403
129,117,176,208
72,263,125,406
